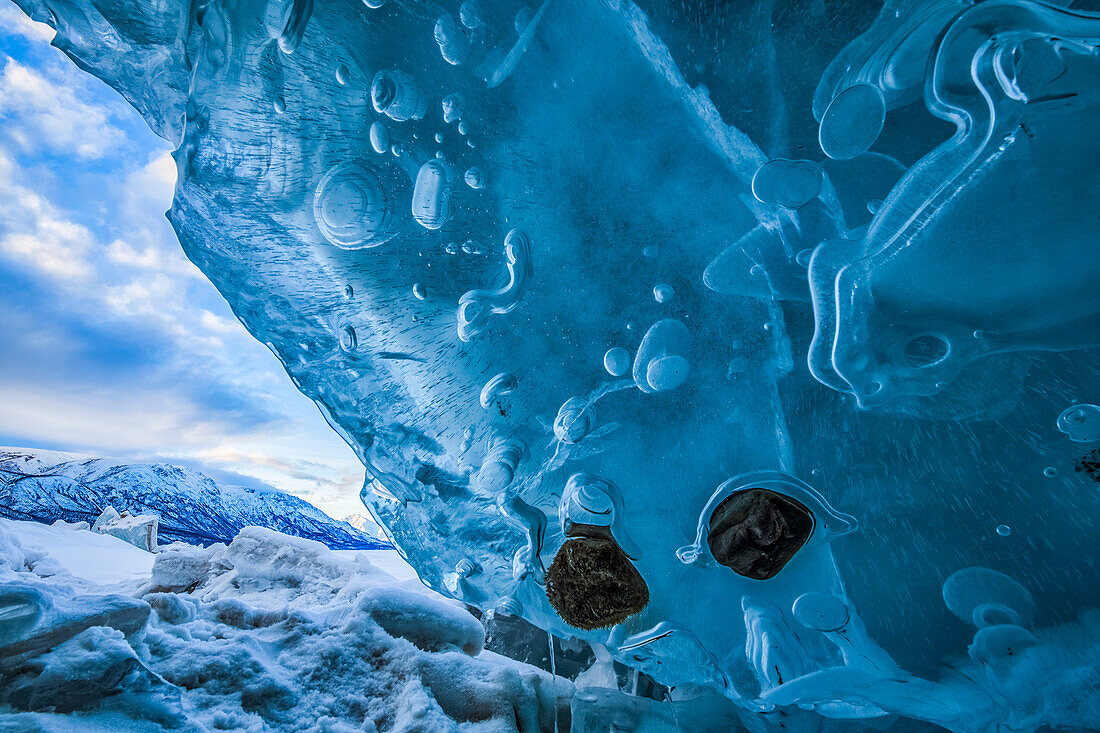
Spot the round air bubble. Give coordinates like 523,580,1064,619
902,334,949,368
412,159,455,230
434,14,471,65
464,167,486,189
633,319,691,394
646,355,689,392
819,83,886,160
371,70,426,121
442,93,465,124
653,283,674,303
972,602,1024,628
604,347,630,377
792,592,850,632
968,624,1037,665
313,163,399,249
1056,404,1100,443
460,2,483,29
514,6,534,33
369,122,389,155
554,397,596,444
751,159,823,209
942,567,1036,628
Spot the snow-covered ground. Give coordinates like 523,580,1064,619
0,518,570,732
2,518,155,588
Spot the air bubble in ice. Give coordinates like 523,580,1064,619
969,625,1037,665
480,373,518,409
632,319,691,393
942,567,1035,628
335,63,349,85
339,325,357,351
412,159,455,230
646,356,689,392
514,6,534,34
371,70,426,121
652,283,674,303
818,83,886,160
792,592,850,632
603,347,630,377
435,14,471,65
473,437,525,495
313,162,399,249
441,93,465,124
369,122,389,154
459,2,483,29
265,0,313,55
751,158,823,209
1056,404,1100,443
457,229,532,341
554,397,595,444
464,166,486,189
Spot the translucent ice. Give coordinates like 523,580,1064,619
10,0,1100,730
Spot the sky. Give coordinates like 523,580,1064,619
0,2,368,519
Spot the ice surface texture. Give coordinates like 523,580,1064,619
10,0,1100,729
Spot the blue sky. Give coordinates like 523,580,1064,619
0,2,366,518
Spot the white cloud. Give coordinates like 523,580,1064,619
0,156,95,279
0,57,123,159
0,230,91,279
200,310,242,334
107,238,200,277
0,16,368,518
0,4,55,43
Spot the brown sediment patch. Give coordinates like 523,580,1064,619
545,529,648,630
707,488,814,580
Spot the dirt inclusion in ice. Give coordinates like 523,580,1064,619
7,0,1100,730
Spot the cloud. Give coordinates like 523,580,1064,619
0,4,55,43
0,153,95,279
0,57,124,159
0,5,367,517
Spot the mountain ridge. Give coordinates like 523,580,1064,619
0,447,388,550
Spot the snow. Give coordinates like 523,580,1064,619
0,519,571,732
1,517,154,588
0,447,387,550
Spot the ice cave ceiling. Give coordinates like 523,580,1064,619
10,0,1100,729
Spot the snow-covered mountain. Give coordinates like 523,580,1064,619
342,512,388,540
0,447,389,550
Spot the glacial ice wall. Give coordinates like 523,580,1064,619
11,0,1100,729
